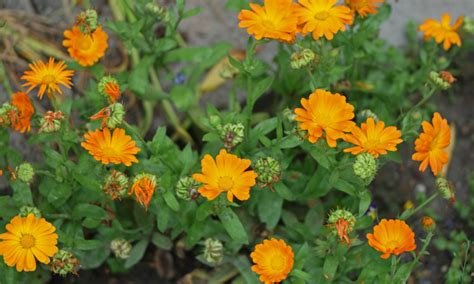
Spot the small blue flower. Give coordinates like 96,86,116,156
174,72,186,85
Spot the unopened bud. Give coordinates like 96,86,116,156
436,177,455,200
217,123,245,151
75,9,98,34
353,153,377,184
0,103,18,127
358,109,379,122
16,163,34,183
429,71,453,90
103,170,129,200
202,238,224,266
39,111,65,133
107,103,125,128
111,239,132,259
19,206,41,218
175,176,200,201
219,62,240,79
290,49,317,69
254,157,281,186
421,216,436,232
327,209,356,245
98,76,121,103
50,250,80,276
462,17,474,34
144,3,170,22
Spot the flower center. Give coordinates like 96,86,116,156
364,139,380,149
270,253,285,271
42,74,56,84
79,37,93,50
314,11,330,21
352,0,367,10
385,240,400,250
20,234,36,249
218,176,234,191
262,19,277,30
103,146,119,157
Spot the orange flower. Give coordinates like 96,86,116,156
10,92,34,133
419,14,464,51
129,174,156,210
295,0,353,40
250,238,294,284
81,128,140,166
238,0,298,42
21,57,74,100
294,89,355,147
344,118,403,157
346,0,384,18
367,219,416,259
104,81,120,102
412,112,451,176
192,149,257,202
63,26,108,66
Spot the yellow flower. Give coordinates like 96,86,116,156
367,219,416,259
294,89,355,147
10,92,34,133
250,238,294,283
0,214,58,272
192,149,257,202
81,128,141,166
238,0,298,42
129,174,157,210
346,0,384,18
63,26,108,67
295,0,353,40
21,57,74,100
344,118,403,157
419,14,464,50
412,112,451,176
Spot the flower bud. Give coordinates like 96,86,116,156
175,176,200,201
19,206,41,218
290,49,317,69
429,71,454,90
254,157,281,186
39,111,65,133
209,115,221,129
202,238,224,266
462,17,474,34
327,209,356,245
421,216,436,232
111,239,132,259
353,153,377,184
16,162,34,183
436,177,455,200
219,62,240,79
75,9,98,34
144,3,170,22
282,108,296,122
217,123,245,151
103,170,129,200
50,250,80,276
439,71,456,85
90,103,125,129
0,103,18,127
358,109,379,122
98,76,121,103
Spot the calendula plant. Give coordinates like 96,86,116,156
0,0,471,283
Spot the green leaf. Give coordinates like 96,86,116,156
291,269,312,281
156,203,171,233
163,190,180,212
124,239,149,269
152,232,173,250
72,204,107,220
257,190,283,230
279,135,303,149
75,239,103,250
323,256,339,282
217,207,248,244
170,85,196,111
11,181,33,206
0,196,18,218
230,255,259,284
358,190,372,217
293,242,309,270
274,182,295,201
196,201,213,221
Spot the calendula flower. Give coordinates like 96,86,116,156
81,128,140,166
250,238,294,284
90,103,125,129
0,214,58,272
412,112,450,176
238,0,298,42
98,76,121,103
63,26,108,67
419,14,464,50
192,149,257,202
367,219,416,259
295,0,353,40
344,118,403,157
421,216,436,232
294,89,355,147
103,170,129,200
327,209,356,245
50,250,80,276
10,92,34,133
346,0,384,18
129,173,157,210
21,57,74,100
38,111,65,133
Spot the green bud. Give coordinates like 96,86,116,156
436,177,455,200
106,103,125,129
50,250,80,276
98,76,118,99
0,103,18,127
17,163,34,183
429,71,450,90
254,157,281,186
353,153,377,184
358,109,379,122
76,9,98,34
103,170,129,200
421,216,436,232
144,3,170,22
327,209,356,244
19,206,41,218
218,123,245,150
175,176,200,201
290,49,316,69
219,62,240,79
39,111,65,133
209,115,222,129
462,17,474,34
328,209,356,226
282,108,296,122
202,238,224,266
111,239,132,259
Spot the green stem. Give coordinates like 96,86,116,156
400,191,439,220
397,86,436,123
390,255,398,283
123,121,150,154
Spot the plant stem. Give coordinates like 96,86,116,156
390,255,398,283
123,121,150,154
400,191,439,220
